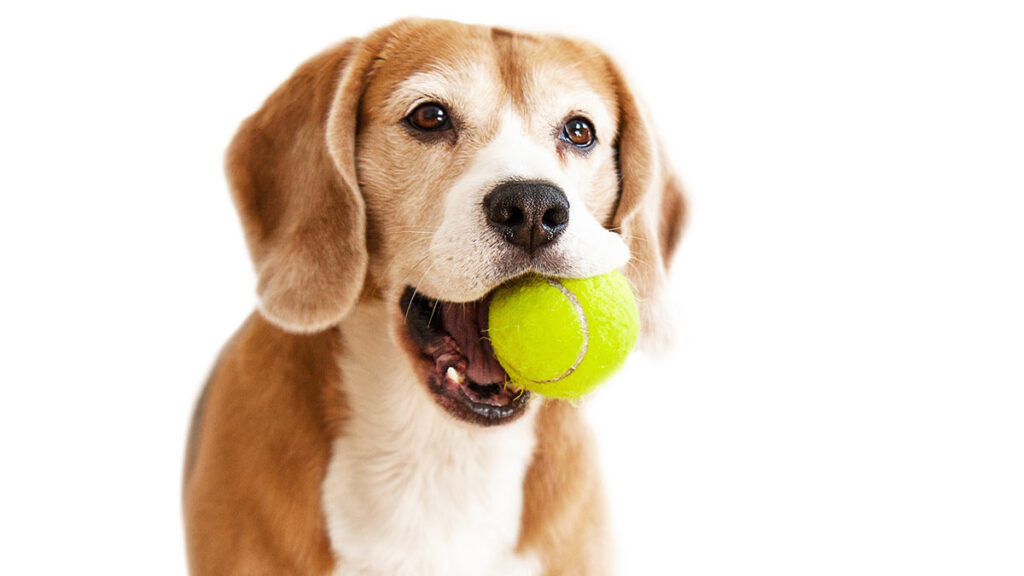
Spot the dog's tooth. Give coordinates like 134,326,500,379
445,366,464,384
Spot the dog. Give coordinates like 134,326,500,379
183,18,685,576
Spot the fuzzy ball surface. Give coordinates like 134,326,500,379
487,270,640,399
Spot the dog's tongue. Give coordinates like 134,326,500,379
441,298,507,385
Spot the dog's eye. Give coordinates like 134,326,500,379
562,117,595,148
407,103,451,131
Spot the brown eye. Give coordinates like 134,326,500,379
407,103,450,131
563,117,595,148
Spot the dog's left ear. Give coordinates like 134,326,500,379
226,38,384,333
605,57,688,351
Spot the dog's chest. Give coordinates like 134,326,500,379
323,305,541,576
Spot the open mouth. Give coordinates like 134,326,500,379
400,286,531,426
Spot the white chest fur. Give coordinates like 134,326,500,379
323,303,541,576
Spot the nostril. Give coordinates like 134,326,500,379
542,206,569,229
504,207,524,227
487,200,524,227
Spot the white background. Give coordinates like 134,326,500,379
1,1,1022,574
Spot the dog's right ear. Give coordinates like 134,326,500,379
600,53,688,352
226,38,381,333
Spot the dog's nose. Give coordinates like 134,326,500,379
484,180,570,254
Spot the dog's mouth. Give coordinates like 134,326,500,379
400,287,531,426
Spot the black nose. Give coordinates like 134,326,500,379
483,180,570,254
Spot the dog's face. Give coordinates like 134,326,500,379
353,24,627,302
227,19,685,426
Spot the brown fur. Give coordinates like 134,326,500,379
518,401,611,575
184,18,685,575
183,315,339,575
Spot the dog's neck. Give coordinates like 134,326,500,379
321,300,541,576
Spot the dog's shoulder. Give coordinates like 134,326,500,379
183,313,342,575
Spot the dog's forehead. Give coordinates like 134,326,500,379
362,22,619,135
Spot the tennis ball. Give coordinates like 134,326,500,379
487,270,640,399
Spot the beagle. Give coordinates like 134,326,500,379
183,18,685,576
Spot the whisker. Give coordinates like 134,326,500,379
404,287,419,320
384,251,431,288
404,261,437,321
428,299,440,327
626,255,652,270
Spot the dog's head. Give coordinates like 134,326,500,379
227,19,685,425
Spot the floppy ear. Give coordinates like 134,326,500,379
607,59,688,351
226,39,380,333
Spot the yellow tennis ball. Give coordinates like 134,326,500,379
487,270,640,399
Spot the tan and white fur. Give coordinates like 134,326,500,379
183,18,685,576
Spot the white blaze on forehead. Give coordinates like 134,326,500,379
423,108,629,301
474,109,563,182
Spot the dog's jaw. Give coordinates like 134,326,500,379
323,300,542,576
399,287,534,426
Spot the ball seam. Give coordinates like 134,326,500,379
526,277,589,384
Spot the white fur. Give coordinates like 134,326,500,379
323,301,542,576
424,109,630,301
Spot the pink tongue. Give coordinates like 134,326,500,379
440,298,507,385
